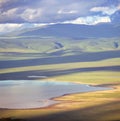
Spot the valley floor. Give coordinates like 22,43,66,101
0,52,120,121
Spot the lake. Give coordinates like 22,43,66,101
0,80,111,109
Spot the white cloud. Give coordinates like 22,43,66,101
63,16,111,25
2,8,18,16
0,23,47,33
21,8,43,22
0,14,112,34
0,0,108,23
58,9,78,14
0,0,119,29
90,6,120,15
0,24,23,33
0,7,22,23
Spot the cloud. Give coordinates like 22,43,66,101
1,7,18,18
0,0,119,34
90,6,120,15
0,23,47,33
0,0,110,23
0,23,23,33
21,8,43,22
63,16,111,25
58,9,78,14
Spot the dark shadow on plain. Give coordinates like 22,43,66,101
0,65,120,80
26,100,120,121
0,100,119,121
0,118,26,121
0,50,120,69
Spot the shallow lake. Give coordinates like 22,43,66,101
0,80,111,109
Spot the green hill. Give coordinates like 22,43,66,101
0,36,120,60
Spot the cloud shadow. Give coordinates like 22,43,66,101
0,50,120,69
0,65,120,80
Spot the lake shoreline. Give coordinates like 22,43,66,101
0,79,114,110
0,80,120,121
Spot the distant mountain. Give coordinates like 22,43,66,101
111,10,120,24
18,23,120,38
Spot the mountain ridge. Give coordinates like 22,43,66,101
16,23,120,38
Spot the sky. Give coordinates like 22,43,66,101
0,0,120,33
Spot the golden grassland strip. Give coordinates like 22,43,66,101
51,71,120,84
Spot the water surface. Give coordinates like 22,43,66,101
0,80,110,109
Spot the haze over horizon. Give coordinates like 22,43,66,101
0,0,120,34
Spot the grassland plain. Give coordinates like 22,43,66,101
0,58,120,121
0,37,120,121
